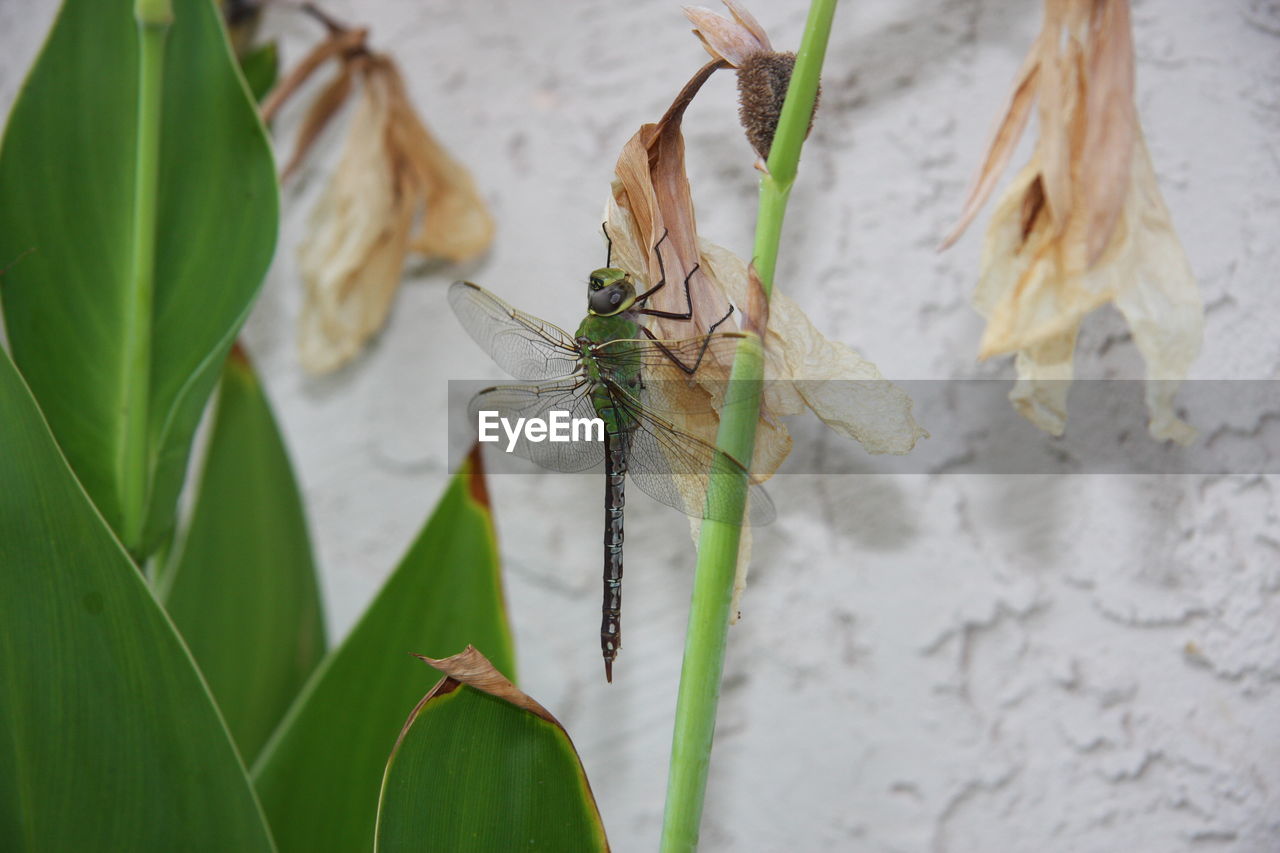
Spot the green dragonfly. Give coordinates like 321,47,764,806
449,242,773,681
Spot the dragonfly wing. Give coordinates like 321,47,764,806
609,386,775,526
468,380,605,473
593,331,751,373
592,332,765,417
449,281,581,380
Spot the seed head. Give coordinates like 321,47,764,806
736,50,819,160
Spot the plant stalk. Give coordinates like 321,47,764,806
121,0,172,563
659,1,838,850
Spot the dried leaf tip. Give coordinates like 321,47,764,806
685,2,817,160
415,647,558,724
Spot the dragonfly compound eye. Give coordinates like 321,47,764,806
588,277,638,316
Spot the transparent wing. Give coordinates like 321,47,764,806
468,380,605,473
449,281,581,380
605,383,775,526
591,331,749,374
591,332,761,417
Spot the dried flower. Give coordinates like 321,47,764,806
263,14,494,373
684,2,818,162
685,0,771,65
606,52,924,612
941,0,1202,443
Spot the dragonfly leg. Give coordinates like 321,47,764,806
639,304,736,375
635,247,690,319
634,229,677,306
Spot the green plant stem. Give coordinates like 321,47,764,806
659,1,838,850
121,0,172,562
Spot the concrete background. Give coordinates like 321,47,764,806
2,0,1278,850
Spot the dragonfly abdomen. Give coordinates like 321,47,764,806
601,428,629,683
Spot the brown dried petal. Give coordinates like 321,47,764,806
1110,134,1201,444
297,55,492,373
684,1,771,67
1032,42,1072,234
1078,0,1136,265
385,72,494,263
975,157,1124,360
981,135,1201,441
938,46,1041,250
1008,327,1079,437
297,59,410,373
610,61,733,339
260,26,367,123
954,0,1198,441
942,0,1135,255
280,62,354,180
721,0,770,50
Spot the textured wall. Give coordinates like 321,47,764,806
3,1,1278,850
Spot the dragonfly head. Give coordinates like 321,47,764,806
587,267,637,317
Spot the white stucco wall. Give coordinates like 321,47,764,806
3,1,1278,850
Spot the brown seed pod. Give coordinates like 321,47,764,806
736,50,819,160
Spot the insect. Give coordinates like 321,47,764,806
449,233,773,681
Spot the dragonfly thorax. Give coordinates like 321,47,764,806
587,267,637,317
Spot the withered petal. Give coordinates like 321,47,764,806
280,61,355,180
975,158,1122,360
371,56,494,263
1008,326,1079,437
261,26,367,123
296,54,494,373
1078,0,1137,266
938,47,1041,250
683,2,770,67
1111,134,1202,445
610,61,731,336
297,59,412,373
1032,41,1074,234
722,0,771,50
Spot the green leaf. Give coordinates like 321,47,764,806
0,0,279,558
161,347,326,763
0,340,274,850
253,448,515,853
239,41,278,103
375,649,608,853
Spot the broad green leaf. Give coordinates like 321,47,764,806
0,341,274,851
161,347,326,763
239,41,279,103
254,448,515,853
0,0,278,558
375,648,608,852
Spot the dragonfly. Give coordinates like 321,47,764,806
449,234,773,681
